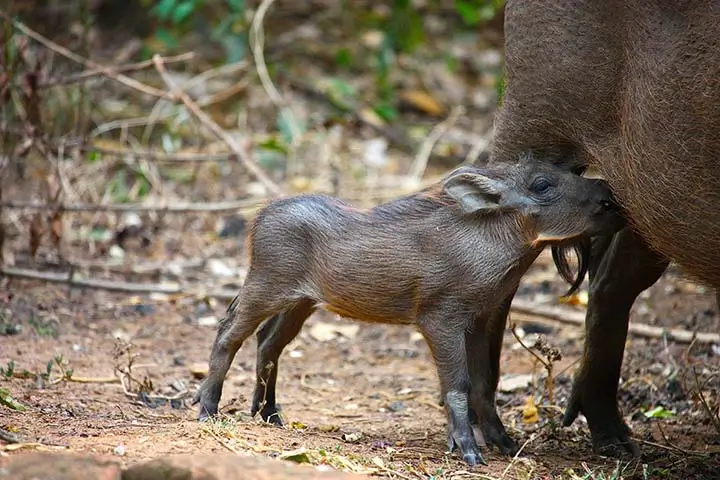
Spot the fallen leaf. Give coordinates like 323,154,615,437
358,108,386,128
290,421,307,430
280,447,311,463
290,176,312,192
522,395,538,424
399,89,445,116
644,405,674,419
559,290,589,306
189,363,209,380
0,388,26,411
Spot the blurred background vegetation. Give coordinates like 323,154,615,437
1,0,506,264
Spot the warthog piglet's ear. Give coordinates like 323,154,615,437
443,172,512,214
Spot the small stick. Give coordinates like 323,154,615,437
511,323,555,404
1,443,67,452
370,457,416,480
250,0,302,143
499,433,536,480
204,427,243,454
0,127,240,163
407,106,464,181
117,371,188,402
38,258,207,277
50,376,119,385
152,55,283,197
638,437,710,457
510,299,720,344
0,198,262,213
80,146,236,163
464,135,491,165
0,267,184,294
40,53,195,88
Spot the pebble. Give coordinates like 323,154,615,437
197,316,219,327
342,432,363,443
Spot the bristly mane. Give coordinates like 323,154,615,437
369,183,451,221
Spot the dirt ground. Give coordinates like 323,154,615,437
1,247,718,480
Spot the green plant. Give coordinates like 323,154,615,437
454,0,505,27
45,355,74,383
0,387,26,411
143,0,248,63
369,0,505,120
28,313,58,338
0,360,15,378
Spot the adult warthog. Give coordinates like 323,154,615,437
491,0,720,456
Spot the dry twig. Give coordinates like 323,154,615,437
0,126,239,163
499,433,536,480
152,54,283,196
0,266,184,294
0,198,262,213
39,52,195,88
510,299,720,344
511,323,557,404
250,0,302,144
407,106,464,181
85,146,236,163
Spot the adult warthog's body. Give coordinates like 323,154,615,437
492,0,720,455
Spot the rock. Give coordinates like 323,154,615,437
207,259,236,278
197,316,219,327
0,453,122,480
498,373,535,393
341,432,364,443
123,454,369,480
